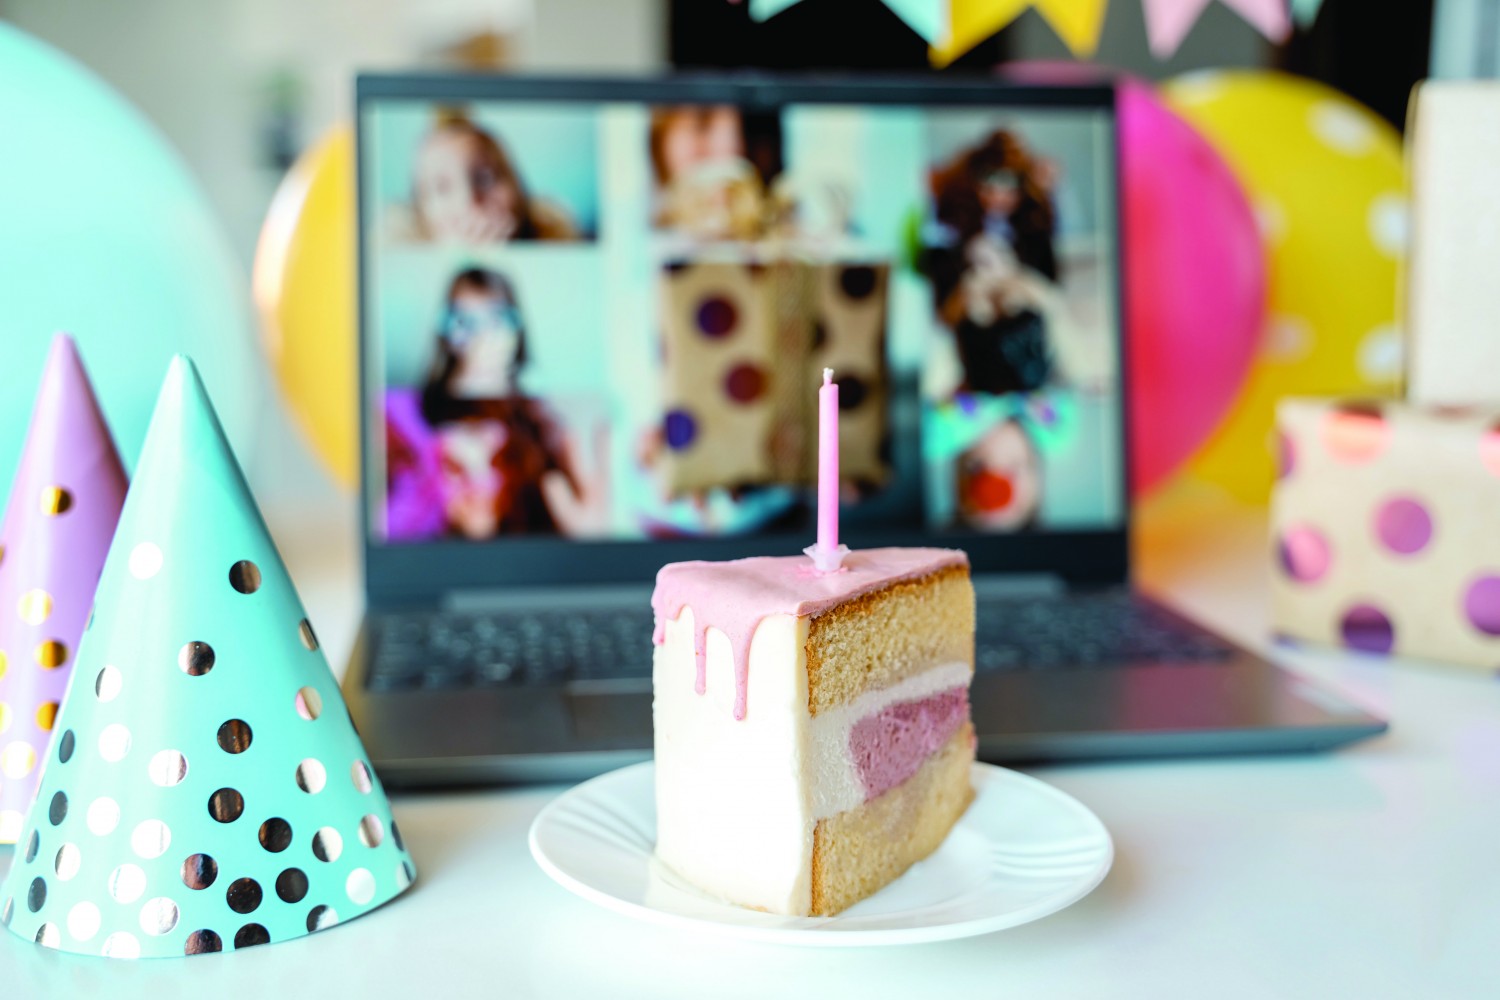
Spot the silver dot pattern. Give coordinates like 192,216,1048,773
109,865,146,905
139,897,179,937
295,759,325,794
147,750,188,787
97,724,131,762
357,815,384,849
227,560,262,595
311,827,342,864
0,512,415,957
178,641,214,677
54,844,80,881
94,666,122,702
101,932,139,958
181,854,217,891
294,687,322,721
130,821,171,860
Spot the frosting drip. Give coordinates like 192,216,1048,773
650,547,968,720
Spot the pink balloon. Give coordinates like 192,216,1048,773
999,63,1266,493
1117,78,1265,493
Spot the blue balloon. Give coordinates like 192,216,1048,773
0,23,257,482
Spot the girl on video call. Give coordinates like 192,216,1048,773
407,110,578,243
420,267,583,538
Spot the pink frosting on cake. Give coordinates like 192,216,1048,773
651,547,968,720
848,687,970,801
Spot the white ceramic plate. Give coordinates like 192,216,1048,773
528,761,1112,946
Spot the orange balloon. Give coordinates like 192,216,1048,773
253,126,357,487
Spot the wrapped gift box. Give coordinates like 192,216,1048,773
1270,398,1500,668
657,256,890,497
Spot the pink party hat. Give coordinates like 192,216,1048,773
0,334,127,842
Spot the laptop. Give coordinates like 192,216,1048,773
345,73,1386,787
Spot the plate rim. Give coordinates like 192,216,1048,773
528,760,1114,947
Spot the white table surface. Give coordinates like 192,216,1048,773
2,496,1498,999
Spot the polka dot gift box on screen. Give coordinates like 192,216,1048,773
657,257,891,497
0,334,127,843
0,356,415,958
1271,398,1500,669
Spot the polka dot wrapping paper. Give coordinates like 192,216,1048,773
657,257,891,497
1271,398,1500,670
0,335,128,843
0,356,415,958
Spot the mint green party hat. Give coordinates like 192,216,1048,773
0,356,415,958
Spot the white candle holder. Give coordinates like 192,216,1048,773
803,543,850,574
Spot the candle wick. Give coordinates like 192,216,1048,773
822,367,833,386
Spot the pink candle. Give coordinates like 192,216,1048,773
817,368,839,551
806,368,849,573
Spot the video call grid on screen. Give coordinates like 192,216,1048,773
358,81,1124,553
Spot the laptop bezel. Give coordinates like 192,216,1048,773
354,72,1131,605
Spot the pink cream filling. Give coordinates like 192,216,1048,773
848,686,970,802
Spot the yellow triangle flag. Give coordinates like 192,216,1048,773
931,0,1108,66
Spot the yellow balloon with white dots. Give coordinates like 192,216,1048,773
1160,70,1405,504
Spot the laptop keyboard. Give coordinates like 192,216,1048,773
973,590,1233,673
365,608,653,692
364,590,1233,693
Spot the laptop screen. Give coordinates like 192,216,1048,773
358,79,1123,563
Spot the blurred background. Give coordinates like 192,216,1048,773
0,0,1476,531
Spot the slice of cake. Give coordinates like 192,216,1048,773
651,546,975,916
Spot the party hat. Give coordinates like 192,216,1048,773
0,356,414,958
0,334,127,843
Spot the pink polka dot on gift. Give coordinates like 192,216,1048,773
1481,422,1500,479
1463,575,1500,637
1374,496,1433,555
1321,404,1389,464
1279,525,1331,583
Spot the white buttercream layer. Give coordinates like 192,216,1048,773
653,609,815,915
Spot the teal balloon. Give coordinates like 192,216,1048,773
0,357,414,958
0,24,257,483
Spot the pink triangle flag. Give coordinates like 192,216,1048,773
1144,0,1291,57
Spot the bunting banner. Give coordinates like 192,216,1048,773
746,0,1298,63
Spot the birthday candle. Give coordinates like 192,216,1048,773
817,367,838,553
805,368,849,573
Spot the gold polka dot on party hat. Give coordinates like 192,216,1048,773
1,741,36,779
35,641,67,669
0,702,11,734
18,590,53,626
35,702,58,731
0,649,7,680
39,487,72,516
